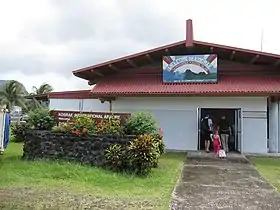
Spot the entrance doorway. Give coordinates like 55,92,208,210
197,108,242,152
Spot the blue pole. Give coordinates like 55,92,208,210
3,112,11,149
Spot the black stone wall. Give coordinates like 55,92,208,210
22,130,136,166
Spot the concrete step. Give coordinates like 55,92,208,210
187,151,250,164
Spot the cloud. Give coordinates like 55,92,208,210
119,1,183,46
2,71,89,92
2,0,160,78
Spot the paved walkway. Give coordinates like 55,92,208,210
171,156,280,210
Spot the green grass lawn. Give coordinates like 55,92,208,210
250,157,280,192
0,142,186,210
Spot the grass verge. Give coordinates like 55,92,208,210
0,142,186,209
250,157,280,192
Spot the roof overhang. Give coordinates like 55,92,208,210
25,90,96,100
25,94,48,101
90,92,280,98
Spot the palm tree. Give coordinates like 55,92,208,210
31,83,53,95
0,80,28,111
28,83,54,110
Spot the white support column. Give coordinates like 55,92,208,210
269,102,279,153
278,102,280,153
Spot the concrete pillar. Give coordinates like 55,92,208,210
269,102,279,153
278,102,280,153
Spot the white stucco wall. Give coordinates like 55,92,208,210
49,99,109,112
82,99,110,111
112,96,268,154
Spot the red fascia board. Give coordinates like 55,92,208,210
48,90,94,99
90,92,280,98
25,94,48,100
194,40,280,59
72,40,185,73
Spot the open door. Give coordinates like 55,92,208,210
235,108,242,153
197,107,201,150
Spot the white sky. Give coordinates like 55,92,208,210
0,0,280,92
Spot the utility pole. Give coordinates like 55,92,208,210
260,28,264,52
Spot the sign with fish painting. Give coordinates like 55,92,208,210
163,54,218,83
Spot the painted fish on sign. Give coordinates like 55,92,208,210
49,110,131,125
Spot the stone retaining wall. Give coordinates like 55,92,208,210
22,130,136,166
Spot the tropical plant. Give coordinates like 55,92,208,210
0,80,28,111
126,134,160,175
97,118,122,135
27,83,53,110
31,83,53,95
151,127,165,155
68,115,97,135
28,108,55,130
104,144,126,171
104,134,163,175
152,134,165,156
11,122,30,142
123,112,158,135
51,123,71,133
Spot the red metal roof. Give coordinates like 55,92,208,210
91,74,280,97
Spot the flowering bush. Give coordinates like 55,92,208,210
65,115,123,135
97,118,122,134
68,115,97,135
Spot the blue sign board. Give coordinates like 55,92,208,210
163,54,218,83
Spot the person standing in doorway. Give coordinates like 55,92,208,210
218,115,232,153
201,114,213,153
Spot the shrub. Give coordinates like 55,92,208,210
68,115,97,135
104,134,161,175
28,108,55,130
152,133,165,156
51,123,71,133
152,127,165,156
97,118,122,135
66,115,123,135
11,123,30,142
126,134,159,175
123,112,158,135
104,144,126,171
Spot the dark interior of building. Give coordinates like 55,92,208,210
199,108,237,151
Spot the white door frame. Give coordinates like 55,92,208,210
197,107,201,150
235,108,243,153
